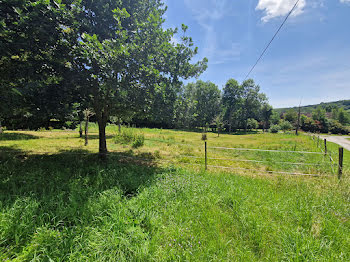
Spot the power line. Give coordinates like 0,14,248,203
244,0,300,81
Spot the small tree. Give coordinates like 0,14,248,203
279,120,293,133
212,114,225,137
110,116,122,133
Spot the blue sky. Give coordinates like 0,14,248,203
162,0,350,108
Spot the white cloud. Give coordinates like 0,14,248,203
256,0,306,22
340,0,350,3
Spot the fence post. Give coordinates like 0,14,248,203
317,136,319,148
205,141,207,171
324,139,327,155
338,147,344,180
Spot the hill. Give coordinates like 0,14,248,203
275,100,350,114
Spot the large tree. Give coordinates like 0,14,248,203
240,79,267,131
73,1,207,158
222,79,242,132
222,79,267,132
174,81,220,130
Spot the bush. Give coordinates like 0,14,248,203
132,134,145,148
114,128,145,148
328,119,350,135
269,124,280,133
279,120,293,132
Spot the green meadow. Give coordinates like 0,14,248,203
1,127,350,261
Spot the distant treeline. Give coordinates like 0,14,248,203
2,78,272,133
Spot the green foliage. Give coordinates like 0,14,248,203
222,78,267,132
270,110,281,125
132,134,145,148
284,109,298,124
312,106,327,122
261,103,273,130
300,115,317,132
328,119,350,135
338,108,350,125
269,124,280,133
246,118,259,130
0,0,79,130
174,81,221,129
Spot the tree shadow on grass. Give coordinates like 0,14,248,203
0,147,162,207
0,147,161,202
0,132,39,141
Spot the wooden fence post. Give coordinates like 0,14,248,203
338,147,344,180
324,139,327,155
205,141,207,171
317,136,319,148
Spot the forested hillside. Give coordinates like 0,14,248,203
276,100,350,114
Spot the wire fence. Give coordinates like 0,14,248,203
0,133,345,179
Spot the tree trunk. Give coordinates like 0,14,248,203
84,117,89,146
0,120,3,134
118,119,121,133
79,122,83,138
98,118,107,160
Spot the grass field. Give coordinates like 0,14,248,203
1,126,350,261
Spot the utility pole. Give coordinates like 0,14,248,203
296,100,302,136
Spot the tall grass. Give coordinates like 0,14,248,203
113,128,145,148
1,150,350,260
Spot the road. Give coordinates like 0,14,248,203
318,135,350,151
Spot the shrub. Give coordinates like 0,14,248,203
114,129,134,144
269,124,280,133
279,120,293,132
132,134,145,148
114,128,145,148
